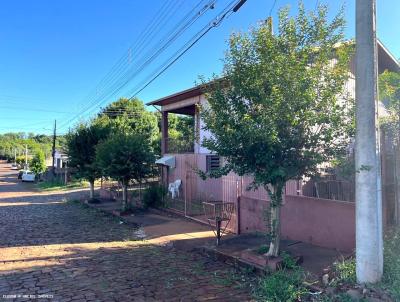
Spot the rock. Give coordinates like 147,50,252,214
322,274,329,286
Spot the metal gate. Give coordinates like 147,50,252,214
163,167,240,233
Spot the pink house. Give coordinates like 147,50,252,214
146,40,400,252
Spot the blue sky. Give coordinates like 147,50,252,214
0,0,398,135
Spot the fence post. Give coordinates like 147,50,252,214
236,179,242,234
184,170,187,216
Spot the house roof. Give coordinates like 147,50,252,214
146,85,204,107
146,40,399,107
377,39,400,73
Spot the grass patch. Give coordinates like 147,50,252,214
36,179,88,191
281,251,299,270
378,228,400,300
331,258,356,286
327,228,400,301
256,245,269,255
253,252,310,302
254,268,308,302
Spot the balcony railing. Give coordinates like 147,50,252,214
163,137,194,154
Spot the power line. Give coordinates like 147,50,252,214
0,117,51,121
58,0,216,131
77,0,212,117
59,0,248,131
127,0,245,99
63,0,186,125
0,106,76,114
269,0,277,17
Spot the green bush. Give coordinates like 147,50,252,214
254,269,307,302
257,245,269,255
332,258,356,285
381,228,400,300
142,184,166,209
280,252,298,270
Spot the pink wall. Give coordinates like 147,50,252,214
281,195,355,252
166,154,357,251
239,195,356,252
239,196,268,234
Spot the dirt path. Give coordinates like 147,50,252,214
0,163,252,301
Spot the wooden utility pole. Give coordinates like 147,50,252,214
52,120,57,176
64,161,68,185
355,0,383,283
25,145,28,169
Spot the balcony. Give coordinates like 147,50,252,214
163,136,194,154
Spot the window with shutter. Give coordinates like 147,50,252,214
206,155,220,172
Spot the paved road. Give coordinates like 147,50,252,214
0,162,252,302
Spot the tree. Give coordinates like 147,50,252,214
95,133,155,211
0,132,56,163
379,71,400,137
200,3,353,256
379,71,400,226
30,150,47,179
97,98,158,141
66,121,109,199
15,155,26,168
153,113,195,155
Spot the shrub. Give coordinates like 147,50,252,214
142,184,166,209
280,252,298,270
257,245,269,255
254,269,307,302
332,258,356,285
381,228,400,300
30,150,47,177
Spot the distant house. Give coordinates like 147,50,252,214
146,40,400,252
43,150,71,182
53,150,68,169
44,149,69,169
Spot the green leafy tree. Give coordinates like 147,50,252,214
30,150,47,179
66,121,109,199
200,3,353,256
15,155,27,168
379,71,400,222
0,132,57,163
379,71,400,138
98,98,158,141
95,133,155,211
153,113,195,155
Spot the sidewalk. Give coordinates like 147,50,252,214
84,199,216,248
84,198,349,281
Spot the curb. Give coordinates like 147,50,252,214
195,245,268,276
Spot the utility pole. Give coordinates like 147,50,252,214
355,0,383,283
64,160,68,185
52,120,57,176
25,145,28,170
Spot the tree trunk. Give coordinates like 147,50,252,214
139,182,142,203
122,183,128,211
89,180,95,199
266,184,284,257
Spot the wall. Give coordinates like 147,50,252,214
195,95,212,154
239,195,356,252
165,154,357,251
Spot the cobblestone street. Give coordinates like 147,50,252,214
0,164,253,301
